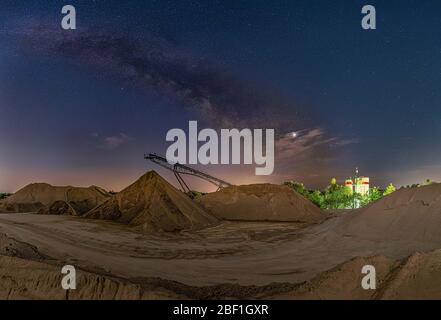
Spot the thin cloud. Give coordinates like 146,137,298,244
92,133,131,150
272,128,359,186
276,128,336,159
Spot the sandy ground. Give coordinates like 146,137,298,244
1,211,441,290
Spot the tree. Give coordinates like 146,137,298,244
322,184,353,209
309,190,324,208
359,187,382,207
283,181,327,208
329,178,338,191
383,183,396,196
369,187,383,202
0,193,12,200
284,181,307,197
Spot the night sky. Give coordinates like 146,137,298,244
1,0,441,192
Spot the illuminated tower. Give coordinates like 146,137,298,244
351,167,370,209
345,179,354,194
355,177,370,196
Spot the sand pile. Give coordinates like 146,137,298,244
0,183,110,214
86,171,218,232
375,250,441,299
0,256,184,300
271,249,441,300
0,233,45,260
196,184,325,223
37,201,78,216
337,183,441,242
269,255,395,299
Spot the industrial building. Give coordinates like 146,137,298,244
345,177,370,196
344,169,370,209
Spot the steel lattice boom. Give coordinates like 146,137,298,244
144,153,233,193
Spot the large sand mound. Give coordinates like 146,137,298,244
337,183,441,242
0,183,110,214
85,171,218,232
196,184,325,223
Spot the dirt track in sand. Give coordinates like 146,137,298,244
2,209,441,290
4,245,441,300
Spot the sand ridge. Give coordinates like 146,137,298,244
335,183,441,242
197,183,325,223
0,183,110,215
271,249,441,300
